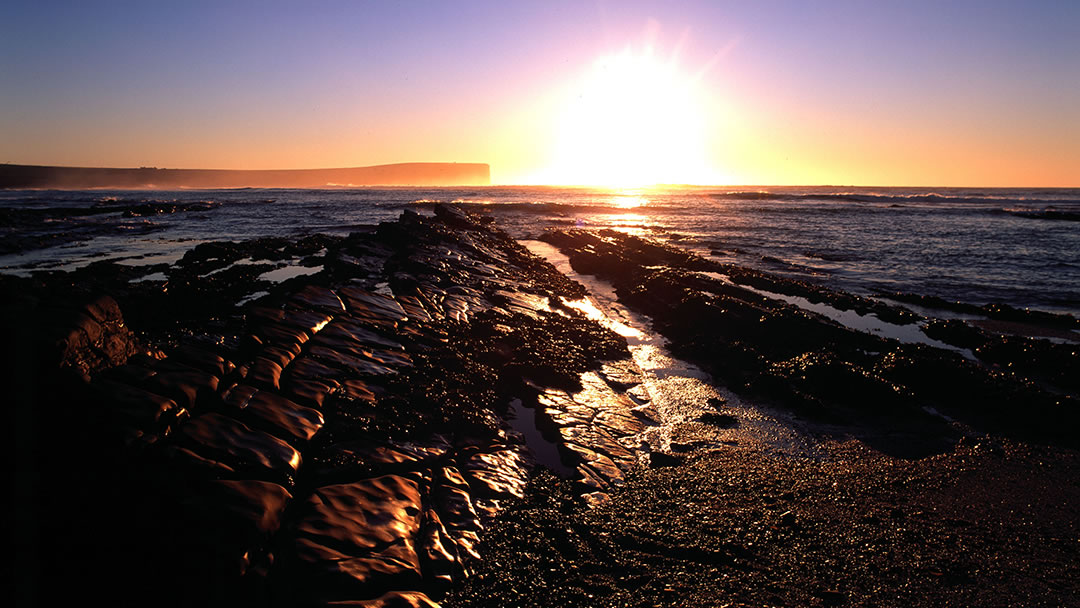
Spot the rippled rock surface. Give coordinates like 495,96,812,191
9,205,662,607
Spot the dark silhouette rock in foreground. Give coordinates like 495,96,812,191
7,208,1079,608
7,205,649,607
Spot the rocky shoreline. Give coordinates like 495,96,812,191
7,206,1078,607
446,437,1080,608
540,228,1079,454
8,206,659,607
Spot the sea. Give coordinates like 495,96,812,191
1,186,1078,316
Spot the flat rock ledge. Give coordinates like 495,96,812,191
539,228,1079,454
8,205,660,607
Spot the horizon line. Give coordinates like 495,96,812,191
5,183,1078,191
1,162,1075,190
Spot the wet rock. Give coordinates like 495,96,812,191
161,444,237,477
177,412,302,484
286,355,341,383
566,444,624,487
134,366,221,412
576,462,610,492
872,345,1078,443
289,285,347,314
222,383,324,443
286,376,340,409
419,507,461,589
538,389,594,425
178,479,292,575
433,468,483,536
630,402,660,425
724,265,919,325
279,309,335,334
256,321,310,348
598,360,645,390
310,440,448,483
170,343,235,377
248,357,284,390
980,302,1079,329
291,539,424,602
9,205,675,605
308,344,408,377
328,239,393,278
323,591,441,608
291,476,425,597
298,478,423,555
972,333,1080,392
558,425,636,469
492,289,551,319
593,408,649,437
248,305,287,325
341,378,380,404
922,318,986,350
339,286,408,322
317,319,406,351
98,362,158,386
255,343,301,369
462,447,530,500
91,377,188,436
545,229,1078,447
396,294,434,323
582,491,612,507
53,295,137,377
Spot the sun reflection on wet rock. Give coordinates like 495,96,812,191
22,204,711,606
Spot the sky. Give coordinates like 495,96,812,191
1,0,1077,186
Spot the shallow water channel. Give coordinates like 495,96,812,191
520,240,820,460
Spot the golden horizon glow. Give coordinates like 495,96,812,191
529,46,728,188
3,6,1078,188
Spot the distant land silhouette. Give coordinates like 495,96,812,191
0,162,491,189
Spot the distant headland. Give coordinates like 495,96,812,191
0,162,491,189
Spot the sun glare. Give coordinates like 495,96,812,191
611,193,646,208
538,46,720,188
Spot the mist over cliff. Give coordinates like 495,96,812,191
0,162,491,189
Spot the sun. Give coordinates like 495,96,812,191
537,46,720,188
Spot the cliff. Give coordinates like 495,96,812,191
0,162,491,189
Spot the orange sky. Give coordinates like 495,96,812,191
2,2,1077,186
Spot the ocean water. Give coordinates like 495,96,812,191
1,186,1078,316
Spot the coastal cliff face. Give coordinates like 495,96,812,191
0,162,492,188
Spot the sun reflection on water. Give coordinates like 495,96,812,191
562,296,644,339
611,194,647,209
602,213,649,236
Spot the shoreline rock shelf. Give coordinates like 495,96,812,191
539,227,1079,454
8,207,1078,607
8,205,658,607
